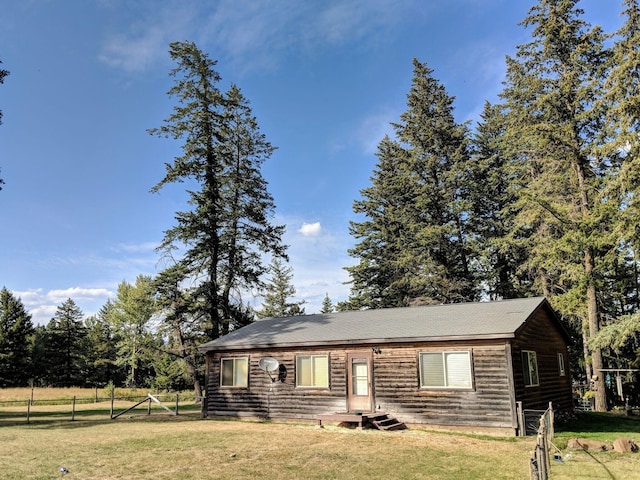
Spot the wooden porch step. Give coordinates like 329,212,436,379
371,414,407,431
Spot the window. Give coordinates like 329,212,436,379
522,350,539,386
557,353,566,376
419,351,472,389
221,357,248,387
296,355,329,388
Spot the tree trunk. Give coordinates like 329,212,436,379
586,251,607,411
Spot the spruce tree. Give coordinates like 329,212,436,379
150,41,286,340
84,301,122,386
500,0,609,409
44,298,88,387
320,293,334,314
154,264,205,399
0,288,34,386
466,102,534,300
257,259,305,318
347,59,475,308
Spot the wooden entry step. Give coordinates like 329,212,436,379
370,413,406,431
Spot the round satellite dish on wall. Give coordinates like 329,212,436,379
258,357,280,372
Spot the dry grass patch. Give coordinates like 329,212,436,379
0,417,533,480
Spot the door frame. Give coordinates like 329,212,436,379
346,351,373,413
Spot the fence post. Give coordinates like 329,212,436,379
517,401,525,437
27,399,31,425
176,394,179,416
72,396,76,421
110,389,114,419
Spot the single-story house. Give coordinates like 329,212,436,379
198,296,572,436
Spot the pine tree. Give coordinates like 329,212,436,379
258,259,305,318
320,293,334,314
0,288,34,386
44,298,88,387
84,301,122,386
500,0,609,410
347,59,476,308
589,0,640,386
466,102,534,299
346,136,415,308
150,41,286,340
154,264,205,399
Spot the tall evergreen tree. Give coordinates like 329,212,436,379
108,276,158,388
500,0,609,409
84,301,123,386
150,41,286,340
588,0,640,389
467,102,534,300
44,298,88,386
257,258,305,318
0,288,34,386
154,264,206,399
347,59,475,308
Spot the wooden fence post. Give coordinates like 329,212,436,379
110,390,114,419
72,396,76,421
517,401,525,437
27,399,31,425
176,394,179,416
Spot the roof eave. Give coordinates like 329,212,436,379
199,332,516,353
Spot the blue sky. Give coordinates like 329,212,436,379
0,0,621,325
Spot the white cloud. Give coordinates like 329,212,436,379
12,287,114,326
99,0,423,75
298,222,322,237
46,287,113,304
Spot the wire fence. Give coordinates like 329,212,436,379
0,390,203,425
529,403,554,480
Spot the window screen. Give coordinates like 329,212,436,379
296,355,329,387
221,357,248,387
420,351,472,388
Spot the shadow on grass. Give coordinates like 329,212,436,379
557,412,640,435
0,404,204,430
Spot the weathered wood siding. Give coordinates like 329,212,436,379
205,341,517,431
205,348,347,419
372,342,515,430
511,307,573,411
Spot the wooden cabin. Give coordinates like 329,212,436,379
198,297,572,436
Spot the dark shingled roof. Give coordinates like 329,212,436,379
199,297,553,352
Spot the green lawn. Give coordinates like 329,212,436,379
1,402,639,479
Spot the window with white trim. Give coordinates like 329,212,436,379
296,355,329,388
522,350,539,386
419,351,472,389
221,357,248,387
557,353,566,376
